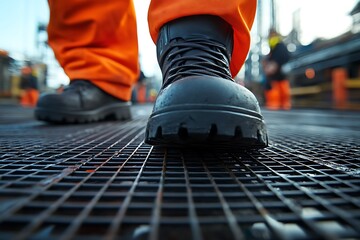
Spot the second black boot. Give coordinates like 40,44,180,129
35,80,131,123
145,15,268,149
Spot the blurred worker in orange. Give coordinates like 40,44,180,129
263,29,291,110
136,70,147,104
20,66,39,108
35,0,268,149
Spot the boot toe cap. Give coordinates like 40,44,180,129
153,76,261,114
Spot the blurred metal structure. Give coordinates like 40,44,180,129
247,0,360,110
284,30,360,109
0,50,13,98
269,0,278,32
350,1,360,33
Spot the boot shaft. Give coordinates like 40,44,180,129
157,15,234,60
156,15,234,86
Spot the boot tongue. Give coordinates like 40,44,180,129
157,15,233,59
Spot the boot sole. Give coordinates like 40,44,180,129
145,105,268,149
35,102,132,123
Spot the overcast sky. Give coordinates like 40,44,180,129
275,0,356,44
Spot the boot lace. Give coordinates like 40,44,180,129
159,38,233,88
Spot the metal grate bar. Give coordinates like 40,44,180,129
181,152,202,240
0,107,359,240
0,123,132,184
0,120,145,239
235,152,344,239
105,141,151,240
261,148,360,230
200,153,245,240
63,132,146,240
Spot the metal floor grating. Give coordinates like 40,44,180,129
0,105,359,240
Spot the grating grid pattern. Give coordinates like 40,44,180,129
0,108,359,240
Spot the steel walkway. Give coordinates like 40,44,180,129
0,104,359,240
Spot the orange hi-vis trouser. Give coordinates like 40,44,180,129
265,80,291,110
20,89,39,108
48,0,256,101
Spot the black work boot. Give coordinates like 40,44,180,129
145,15,268,149
35,80,131,123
